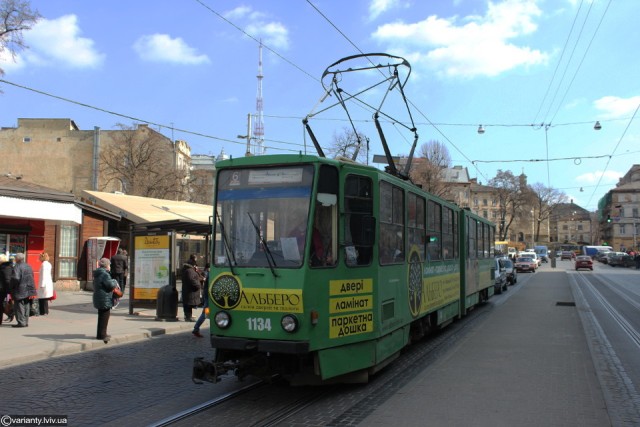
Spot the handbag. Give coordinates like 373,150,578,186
3,297,13,316
113,285,123,298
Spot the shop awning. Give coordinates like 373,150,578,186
0,196,82,224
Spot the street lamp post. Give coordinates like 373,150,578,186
531,209,535,249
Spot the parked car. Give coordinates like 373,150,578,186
575,255,593,271
595,251,611,263
514,256,537,273
494,258,508,294
609,253,635,268
603,251,625,265
560,251,574,260
500,257,518,285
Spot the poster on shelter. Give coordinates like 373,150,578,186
134,235,170,299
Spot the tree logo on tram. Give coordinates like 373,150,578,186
210,273,242,309
408,247,423,318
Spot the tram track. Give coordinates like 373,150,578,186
570,271,640,425
148,380,266,427
574,272,640,350
148,300,495,427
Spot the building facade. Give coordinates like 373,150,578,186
0,118,192,200
599,164,640,252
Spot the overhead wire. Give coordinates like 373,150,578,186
0,78,305,153
585,102,640,209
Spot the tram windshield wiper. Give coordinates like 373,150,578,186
215,210,237,275
247,213,278,277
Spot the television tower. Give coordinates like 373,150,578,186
252,41,265,155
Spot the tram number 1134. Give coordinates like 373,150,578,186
247,317,272,331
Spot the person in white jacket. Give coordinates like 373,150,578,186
37,253,54,315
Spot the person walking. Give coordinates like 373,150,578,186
92,258,121,343
110,248,128,297
0,254,13,325
9,253,36,328
192,263,210,337
181,261,202,322
37,253,54,315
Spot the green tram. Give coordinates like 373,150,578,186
193,153,496,385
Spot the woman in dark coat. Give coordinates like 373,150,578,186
181,263,202,322
92,258,119,343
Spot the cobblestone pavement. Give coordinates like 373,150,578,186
0,332,241,426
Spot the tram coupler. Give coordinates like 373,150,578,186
192,357,220,384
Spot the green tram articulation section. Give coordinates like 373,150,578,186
194,154,496,385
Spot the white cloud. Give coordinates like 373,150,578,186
224,6,290,50
133,34,210,65
593,96,640,119
369,0,399,21
371,0,548,78
575,170,622,184
0,15,104,71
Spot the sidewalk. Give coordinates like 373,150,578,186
363,269,610,426
1,291,197,368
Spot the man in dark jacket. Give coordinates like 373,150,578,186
9,253,36,328
93,258,119,343
110,248,128,293
181,263,202,322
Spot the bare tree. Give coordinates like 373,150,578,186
0,0,40,77
99,123,192,201
328,127,369,164
530,183,567,241
409,140,451,199
489,170,527,241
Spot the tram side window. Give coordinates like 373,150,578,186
407,193,426,262
379,181,405,265
476,221,486,259
489,225,495,257
427,200,442,261
344,175,374,266
442,207,454,259
468,217,477,259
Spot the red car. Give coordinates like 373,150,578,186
515,257,536,273
575,255,593,271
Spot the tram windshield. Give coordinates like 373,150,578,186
214,165,314,268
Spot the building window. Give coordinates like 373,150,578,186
58,225,79,278
473,198,478,206
577,224,583,231
492,199,497,206
23,137,31,143
482,210,488,218
619,224,626,235
562,224,568,231
482,199,488,206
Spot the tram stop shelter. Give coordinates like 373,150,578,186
81,190,214,315
128,219,212,315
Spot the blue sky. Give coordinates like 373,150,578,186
1,0,638,211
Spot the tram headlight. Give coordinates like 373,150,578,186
281,314,299,333
214,311,231,329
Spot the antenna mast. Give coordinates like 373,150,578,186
252,41,265,155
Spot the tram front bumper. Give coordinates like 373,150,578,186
211,336,310,354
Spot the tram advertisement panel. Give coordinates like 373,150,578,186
328,278,374,339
